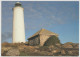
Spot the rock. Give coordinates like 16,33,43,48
61,50,66,54
74,44,79,48
34,46,39,49
71,43,79,48
58,55,62,56
18,46,25,51
34,49,38,52
72,50,79,55
52,49,61,54
2,47,12,51
1,47,12,55
52,50,57,53
55,43,61,48
40,51,53,55
62,44,73,48
49,45,54,48
75,45,79,48
64,42,73,45
1,50,4,55
49,45,55,51
68,51,73,55
6,48,20,56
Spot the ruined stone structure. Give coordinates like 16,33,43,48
28,29,58,46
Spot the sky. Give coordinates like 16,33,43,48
1,1,79,44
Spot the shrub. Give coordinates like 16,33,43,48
2,42,11,47
44,35,61,46
2,42,25,48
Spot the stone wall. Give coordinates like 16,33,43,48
28,34,58,46
28,35,40,46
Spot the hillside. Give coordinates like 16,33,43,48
1,42,79,56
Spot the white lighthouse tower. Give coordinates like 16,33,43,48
12,2,25,43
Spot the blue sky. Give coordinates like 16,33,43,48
1,1,79,44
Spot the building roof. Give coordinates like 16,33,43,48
15,2,22,7
28,28,58,40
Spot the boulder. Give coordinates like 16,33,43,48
64,42,73,45
1,47,12,55
68,51,73,55
62,44,73,48
74,44,79,48
34,49,38,52
71,43,79,48
2,47,12,51
18,46,25,51
40,51,53,56
6,48,20,56
49,45,55,51
55,43,61,48
61,50,66,54
52,49,61,54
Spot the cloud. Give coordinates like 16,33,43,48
1,1,67,42
2,2,66,32
1,32,12,43
24,4,65,30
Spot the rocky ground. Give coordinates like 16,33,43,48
1,42,79,56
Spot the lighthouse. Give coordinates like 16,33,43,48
12,2,25,43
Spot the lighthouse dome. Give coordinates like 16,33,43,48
15,2,22,7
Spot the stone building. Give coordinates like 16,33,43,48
28,29,58,46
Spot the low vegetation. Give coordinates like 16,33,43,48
1,41,79,56
44,36,61,46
